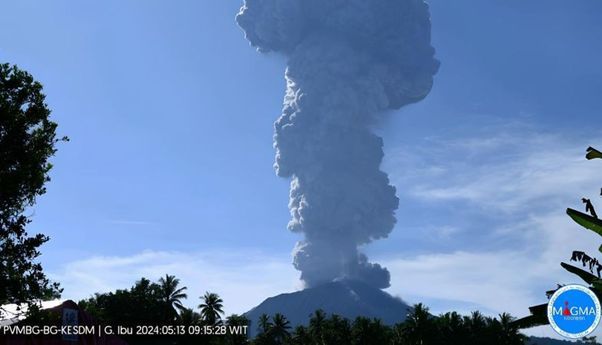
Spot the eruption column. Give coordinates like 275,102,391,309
237,0,439,289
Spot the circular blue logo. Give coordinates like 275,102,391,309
548,284,601,338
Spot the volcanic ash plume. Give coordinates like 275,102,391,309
237,0,439,289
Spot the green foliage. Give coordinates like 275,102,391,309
78,276,243,345
586,147,602,160
0,63,66,309
248,304,525,345
78,278,167,327
75,275,528,345
567,208,602,238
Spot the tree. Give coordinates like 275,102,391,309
269,313,291,344
403,303,435,345
225,314,250,345
322,314,351,345
158,274,188,321
289,325,311,345
496,313,524,345
308,309,326,344
0,63,66,311
180,308,201,326
78,277,165,328
199,291,224,326
258,314,272,335
436,312,466,345
253,313,274,345
390,323,406,345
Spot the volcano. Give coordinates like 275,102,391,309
244,280,410,336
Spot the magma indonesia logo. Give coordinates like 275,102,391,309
548,284,601,338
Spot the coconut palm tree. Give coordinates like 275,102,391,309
403,303,434,345
309,309,326,343
323,314,351,345
257,313,272,334
269,313,291,344
390,323,405,345
437,311,466,345
226,314,250,345
157,274,188,321
497,313,524,345
179,308,201,326
290,325,311,345
199,291,224,325
351,316,374,345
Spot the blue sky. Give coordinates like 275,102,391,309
2,0,602,339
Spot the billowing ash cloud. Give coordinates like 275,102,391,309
237,0,439,289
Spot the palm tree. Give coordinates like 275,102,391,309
179,308,201,326
403,303,434,345
309,309,326,343
253,314,273,345
465,310,488,344
390,323,405,345
437,311,466,345
226,314,250,345
497,313,524,345
269,313,291,344
290,325,311,345
157,274,188,321
199,291,224,325
323,314,351,345
351,317,373,345
257,313,272,334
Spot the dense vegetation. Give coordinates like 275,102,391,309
74,275,537,345
0,63,65,310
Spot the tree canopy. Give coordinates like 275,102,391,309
0,63,65,309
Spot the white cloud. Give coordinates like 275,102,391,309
388,125,602,210
381,124,602,338
47,122,602,339
49,249,300,316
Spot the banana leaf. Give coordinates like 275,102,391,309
561,262,598,284
586,146,602,160
512,314,549,329
592,279,602,291
528,303,548,315
512,303,549,329
566,208,602,237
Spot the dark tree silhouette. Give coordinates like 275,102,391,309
289,325,311,345
257,314,272,335
0,63,66,310
322,314,351,345
403,303,435,345
225,314,250,345
180,307,201,326
308,309,326,344
76,276,530,345
269,313,291,344
158,274,188,321
497,313,525,345
199,291,224,326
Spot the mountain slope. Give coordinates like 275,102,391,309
244,280,410,336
